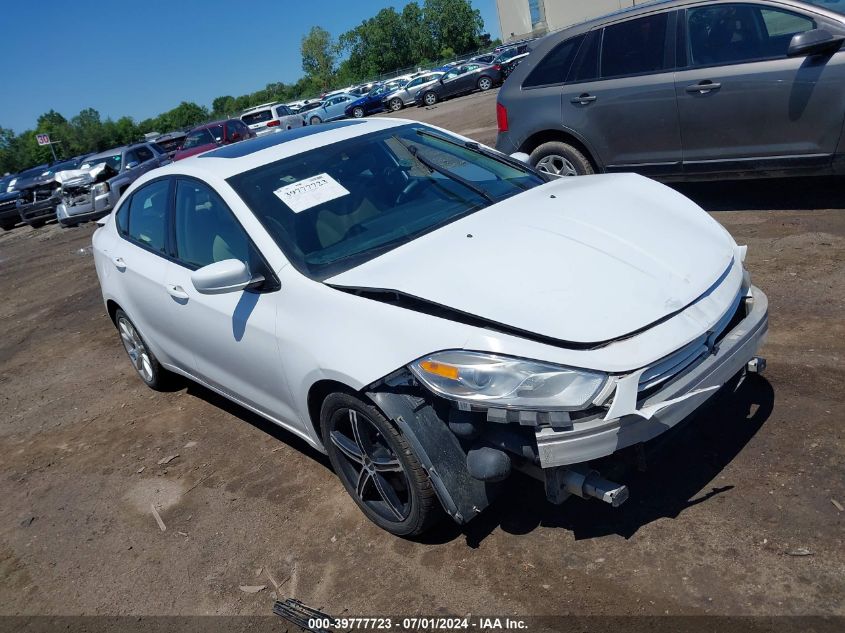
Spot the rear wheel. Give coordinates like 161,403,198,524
114,309,172,391
422,91,437,107
477,76,493,91
352,106,365,119
530,141,594,178
309,116,322,125
320,392,439,536
28,220,46,229
1,222,14,231
388,98,403,111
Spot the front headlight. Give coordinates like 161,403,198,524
7,179,17,192
92,182,110,196
409,351,607,411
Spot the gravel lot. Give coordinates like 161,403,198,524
1,88,843,619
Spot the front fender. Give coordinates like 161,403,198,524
366,389,496,525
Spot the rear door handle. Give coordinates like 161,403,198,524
571,93,597,105
166,284,189,301
112,256,126,271
686,81,721,94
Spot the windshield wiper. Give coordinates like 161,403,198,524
414,128,540,177
395,137,495,204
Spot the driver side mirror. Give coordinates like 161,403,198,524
788,29,845,57
509,152,530,164
125,161,139,170
191,259,264,295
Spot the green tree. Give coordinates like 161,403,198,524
301,26,336,90
423,0,484,55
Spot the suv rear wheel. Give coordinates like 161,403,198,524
530,141,594,178
388,97,403,111
477,76,493,91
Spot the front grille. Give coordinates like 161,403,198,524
638,291,745,395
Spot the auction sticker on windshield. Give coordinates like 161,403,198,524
274,173,350,213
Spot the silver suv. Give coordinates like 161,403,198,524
496,0,845,180
240,103,306,137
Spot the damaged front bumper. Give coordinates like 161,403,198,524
533,285,768,470
56,190,113,225
17,189,61,224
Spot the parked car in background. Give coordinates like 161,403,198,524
174,120,254,161
496,0,845,179
296,101,325,116
415,63,502,106
493,43,531,78
383,72,444,111
345,84,391,118
56,143,170,227
153,131,188,159
241,102,306,137
470,53,496,65
0,174,21,230
12,158,84,228
93,118,768,537
306,93,356,124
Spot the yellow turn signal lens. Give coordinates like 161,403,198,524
419,360,460,381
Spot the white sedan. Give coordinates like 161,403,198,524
92,118,768,536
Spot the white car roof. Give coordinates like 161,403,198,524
147,118,414,181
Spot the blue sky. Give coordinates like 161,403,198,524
0,0,500,133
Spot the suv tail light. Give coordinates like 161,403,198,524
267,120,281,127
493,64,502,72
496,103,509,133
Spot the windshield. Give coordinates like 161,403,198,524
80,154,122,171
183,128,216,149
803,0,845,15
227,124,544,279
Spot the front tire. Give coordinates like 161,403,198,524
320,392,439,537
388,98,403,111
0,222,14,231
477,76,493,91
28,220,46,229
351,107,365,119
309,116,322,125
114,309,171,391
422,91,437,107
529,141,594,178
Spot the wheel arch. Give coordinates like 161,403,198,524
518,129,603,172
106,299,122,325
306,378,359,444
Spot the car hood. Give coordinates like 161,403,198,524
326,174,738,345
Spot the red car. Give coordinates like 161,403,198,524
173,119,255,160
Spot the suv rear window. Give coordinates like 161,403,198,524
242,110,273,125
601,13,669,78
523,34,585,87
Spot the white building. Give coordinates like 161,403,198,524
496,0,654,41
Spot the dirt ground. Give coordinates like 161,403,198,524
1,89,843,620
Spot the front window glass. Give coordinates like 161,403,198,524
687,4,815,66
174,179,251,268
183,129,214,149
126,180,169,253
802,0,845,16
601,13,669,77
227,125,544,279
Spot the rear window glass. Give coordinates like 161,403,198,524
601,13,669,78
242,110,273,125
523,34,585,87
568,30,600,82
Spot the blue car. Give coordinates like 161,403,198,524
344,84,391,119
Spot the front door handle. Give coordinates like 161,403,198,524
686,81,722,94
571,93,597,105
112,256,126,271
166,284,189,301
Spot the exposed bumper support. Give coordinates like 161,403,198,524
544,466,629,507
